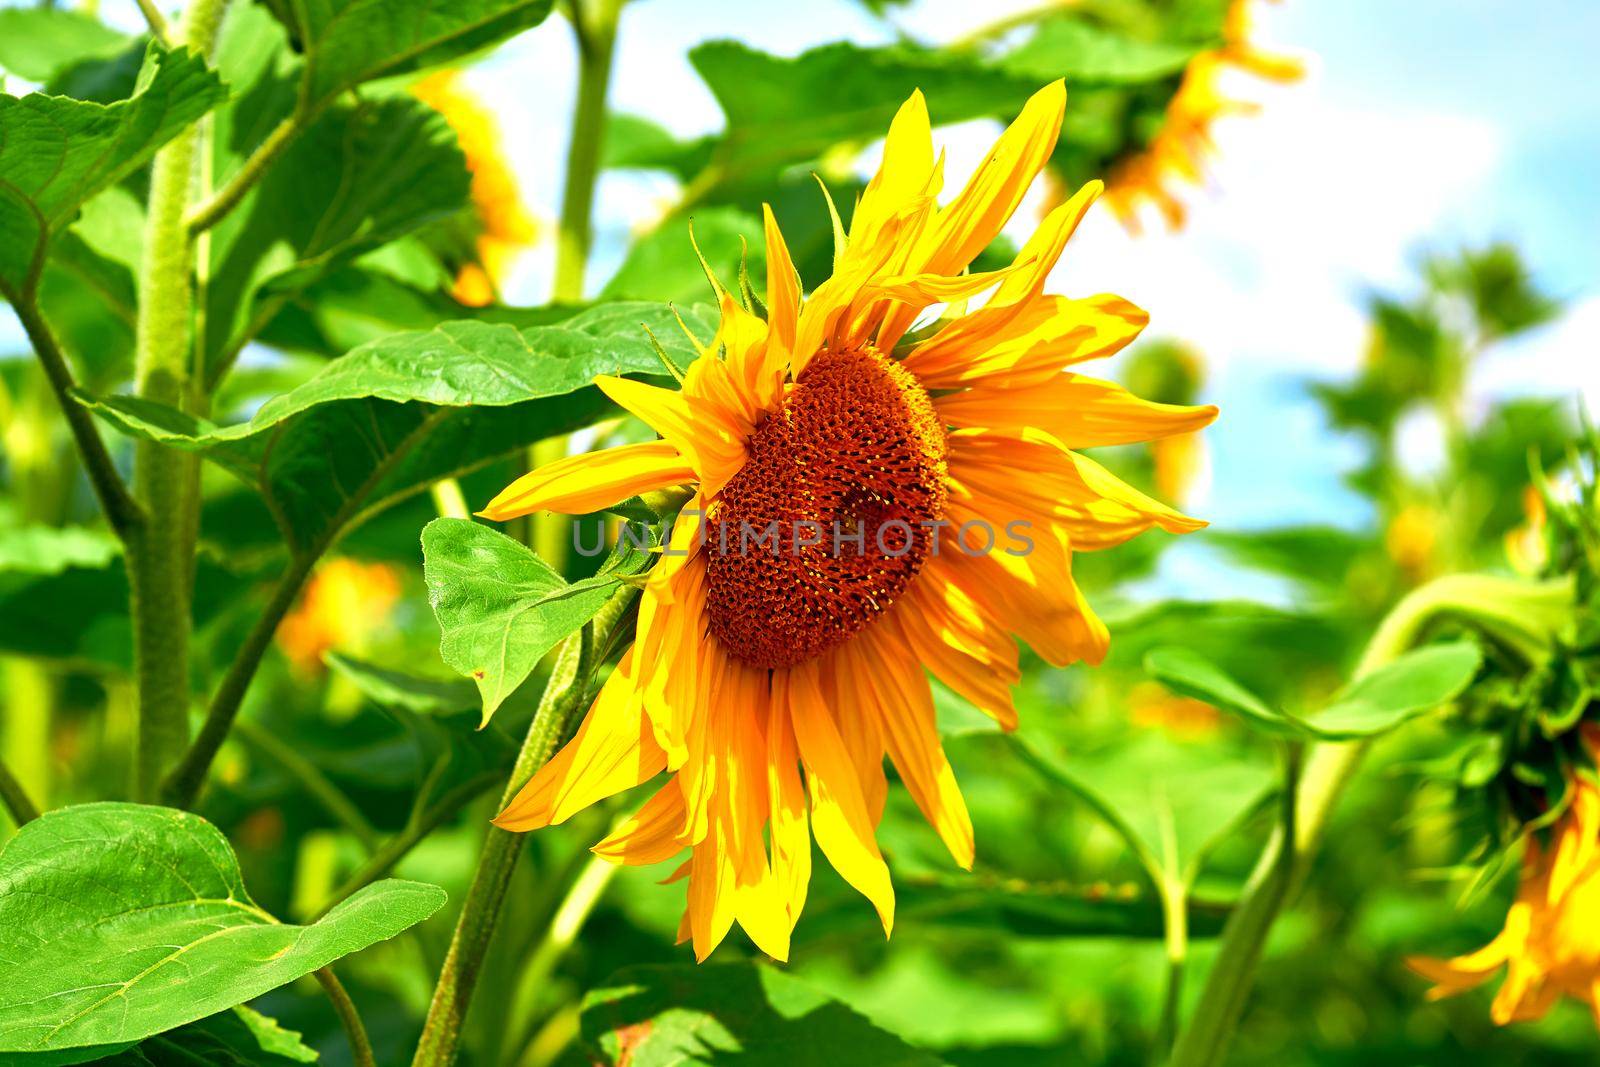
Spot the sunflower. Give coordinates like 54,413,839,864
481,82,1217,960
1409,728,1600,1027
414,70,538,307
1104,0,1303,232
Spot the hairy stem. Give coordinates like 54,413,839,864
186,111,307,235
160,551,316,807
128,0,231,799
316,968,376,1067
410,621,600,1067
1166,574,1569,1067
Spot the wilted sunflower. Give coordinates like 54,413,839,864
483,82,1216,959
1103,0,1303,231
414,70,538,307
1409,727,1600,1026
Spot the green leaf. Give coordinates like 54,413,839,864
0,525,120,576
1144,647,1296,736
262,0,554,110
802,874,1231,942
602,113,712,182
579,962,946,1067
686,40,1042,195
86,1006,319,1065
84,303,718,556
324,651,480,715
1204,525,1371,594
0,43,225,293
0,803,444,1056
1310,642,1483,739
202,93,471,382
422,517,654,722
603,206,763,304
1000,17,1200,86
0,8,130,84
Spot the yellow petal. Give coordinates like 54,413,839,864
859,624,976,869
763,204,802,357
494,652,666,831
593,783,688,866
905,293,1148,389
478,440,693,520
936,373,1218,449
786,660,895,934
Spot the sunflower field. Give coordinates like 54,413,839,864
1,0,1597,1064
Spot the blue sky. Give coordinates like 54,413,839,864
4,0,1597,553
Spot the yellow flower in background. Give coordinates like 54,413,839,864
276,558,401,675
414,70,539,307
1386,503,1440,580
1129,681,1221,739
1104,0,1303,232
1409,728,1600,1028
481,83,1216,960
1506,485,1550,576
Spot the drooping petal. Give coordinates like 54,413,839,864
478,440,694,520
593,783,688,866
857,622,975,869
895,573,1020,730
494,651,666,831
786,660,895,934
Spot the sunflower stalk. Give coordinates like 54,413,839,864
412,587,634,1066
127,0,231,799
1167,573,1572,1067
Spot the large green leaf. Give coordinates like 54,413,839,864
0,803,444,1057
0,44,224,293
579,963,945,1067
202,92,471,383
601,206,762,304
422,517,655,722
687,40,1041,197
84,303,717,556
263,0,554,110
1311,642,1482,739
85,1006,318,1066
0,8,130,84
1146,642,1483,741
999,16,1199,86
0,525,120,576
1144,647,1298,737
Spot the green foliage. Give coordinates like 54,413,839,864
0,803,442,1057
258,0,555,110
577,963,946,1066
0,8,129,84
0,45,225,293
423,516,654,720
83,304,715,555
1147,642,1483,740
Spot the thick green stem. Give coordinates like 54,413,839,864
315,968,376,1067
160,551,316,807
551,0,623,301
129,0,231,800
411,613,608,1067
1167,574,1570,1067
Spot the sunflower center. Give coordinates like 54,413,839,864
704,346,948,670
